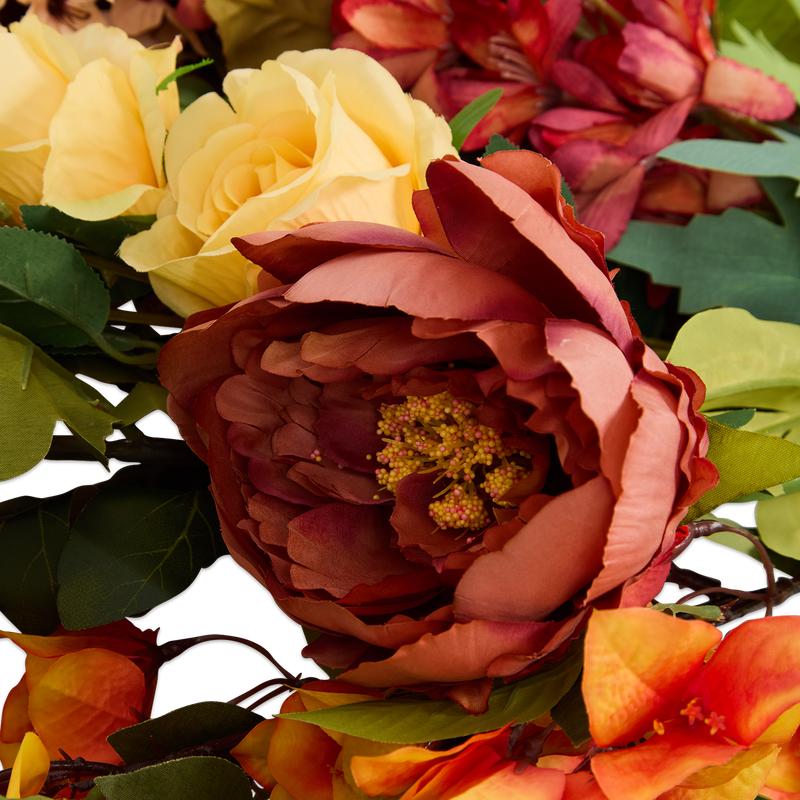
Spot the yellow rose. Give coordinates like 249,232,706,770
0,13,180,224
120,48,457,317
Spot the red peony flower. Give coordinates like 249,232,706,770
160,151,716,696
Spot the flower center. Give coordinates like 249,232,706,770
374,392,533,531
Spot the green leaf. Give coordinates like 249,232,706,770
756,491,800,558
482,134,519,156
56,465,223,629
651,603,724,621
721,22,800,101
109,702,263,763
551,679,590,747
205,0,332,70
686,418,800,519
156,59,215,93
449,89,503,151
610,180,800,323
114,383,168,426
282,648,580,743
659,137,800,183
21,206,155,259
94,757,252,800
0,494,71,634
0,227,110,347
668,308,800,443
708,408,756,429
0,325,116,479
561,178,576,209
717,0,800,62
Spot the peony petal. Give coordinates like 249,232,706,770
702,57,795,121
454,475,613,622
591,729,742,800
27,648,147,762
695,617,800,745
583,608,721,747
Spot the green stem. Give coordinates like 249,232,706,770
108,309,184,328
89,331,159,366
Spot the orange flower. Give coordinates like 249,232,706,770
583,608,800,800
0,621,160,767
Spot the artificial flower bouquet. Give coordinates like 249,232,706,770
1,0,800,797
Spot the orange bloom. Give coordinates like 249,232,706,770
161,150,716,695
583,608,800,800
0,621,160,767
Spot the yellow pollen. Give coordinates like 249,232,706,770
653,719,666,736
704,711,726,736
680,698,704,727
374,392,532,531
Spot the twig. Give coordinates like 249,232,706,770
46,435,197,465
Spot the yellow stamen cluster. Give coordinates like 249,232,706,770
374,392,532,531
653,699,727,737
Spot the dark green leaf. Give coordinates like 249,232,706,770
551,679,590,747
561,178,575,208
651,603,724,621
449,89,503,151
282,649,581,743
687,419,800,519
658,137,800,181
482,134,519,156
94,757,252,800
0,324,116,479
156,59,215,93
707,409,756,428
0,227,109,347
109,702,263,763
57,465,223,628
21,206,155,259
0,494,71,633
610,179,800,323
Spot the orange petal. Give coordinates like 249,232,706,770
765,730,800,793
702,57,795,121
27,648,146,762
591,729,742,800
231,719,276,789
0,676,32,768
584,608,721,746
7,732,49,799
659,744,780,800
696,617,800,745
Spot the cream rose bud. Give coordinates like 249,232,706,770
119,48,457,317
0,14,180,225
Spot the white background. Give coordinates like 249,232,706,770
1,395,799,722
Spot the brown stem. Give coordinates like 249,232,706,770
720,576,800,625
159,634,296,682
668,564,722,592
675,586,766,604
245,685,294,711
228,676,305,705
46,435,197,465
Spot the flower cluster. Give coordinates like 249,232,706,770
334,0,796,245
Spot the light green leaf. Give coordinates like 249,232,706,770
610,180,800,323
668,308,800,443
686,418,800,519
205,0,332,70
482,134,519,156
658,137,800,183
156,58,214,93
57,465,223,628
0,325,115,479
721,22,800,101
114,383,168,426
94,757,252,800
717,0,800,62
109,702,263,763
0,227,110,347
756,491,800,558
449,89,503,151
0,493,71,634
651,603,724,621
282,649,580,743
